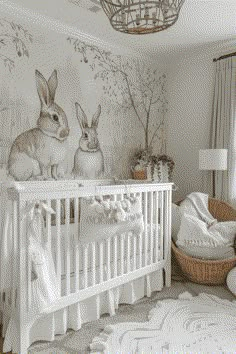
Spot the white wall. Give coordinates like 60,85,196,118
166,44,230,201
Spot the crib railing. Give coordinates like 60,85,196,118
6,180,172,352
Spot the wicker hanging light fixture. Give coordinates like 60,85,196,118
100,0,185,34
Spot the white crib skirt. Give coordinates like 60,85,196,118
4,270,163,352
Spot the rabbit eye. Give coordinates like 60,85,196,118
52,114,58,122
84,133,88,139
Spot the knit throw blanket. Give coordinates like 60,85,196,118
90,292,236,353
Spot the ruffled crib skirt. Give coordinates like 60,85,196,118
4,270,163,352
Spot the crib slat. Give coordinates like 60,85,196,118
12,200,18,310
139,233,143,269
92,242,96,286
160,191,164,260
27,215,31,311
113,235,118,278
106,239,111,280
155,191,159,263
112,194,118,278
56,199,61,291
74,198,79,292
120,234,124,275
144,192,148,266
83,245,88,288
133,235,137,271
99,241,104,283
46,199,52,250
127,232,131,273
150,191,154,264
65,198,70,295
168,189,172,243
164,191,168,260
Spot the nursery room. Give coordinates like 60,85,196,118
0,0,236,352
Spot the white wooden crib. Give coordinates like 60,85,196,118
0,179,172,353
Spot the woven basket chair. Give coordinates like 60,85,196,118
171,198,236,285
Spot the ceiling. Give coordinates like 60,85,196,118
1,0,236,57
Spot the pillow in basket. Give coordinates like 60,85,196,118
176,213,236,260
79,194,144,244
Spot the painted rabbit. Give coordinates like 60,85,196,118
73,102,104,179
8,69,70,181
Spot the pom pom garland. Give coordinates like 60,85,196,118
86,194,139,222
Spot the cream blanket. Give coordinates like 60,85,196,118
181,192,216,225
176,192,236,259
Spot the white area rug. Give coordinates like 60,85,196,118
90,292,236,353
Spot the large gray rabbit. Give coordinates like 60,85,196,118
73,102,104,179
8,69,70,181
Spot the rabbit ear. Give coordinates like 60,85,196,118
91,104,101,128
47,70,58,102
35,70,51,107
75,102,88,130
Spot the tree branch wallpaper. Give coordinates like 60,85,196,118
0,13,168,181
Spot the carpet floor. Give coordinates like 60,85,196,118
24,275,235,354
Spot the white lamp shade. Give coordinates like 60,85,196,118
199,149,228,170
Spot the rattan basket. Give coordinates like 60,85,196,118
171,198,236,285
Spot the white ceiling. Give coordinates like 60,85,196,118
1,0,236,57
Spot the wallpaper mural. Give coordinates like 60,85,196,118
0,13,168,181
67,37,168,152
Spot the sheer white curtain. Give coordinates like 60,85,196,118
211,56,236,206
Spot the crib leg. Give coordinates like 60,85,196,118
108,290,115,316
164,253,172,287
95,295,101,320
145,275,151,297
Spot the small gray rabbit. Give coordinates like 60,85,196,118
73,102,104,179
8,69,70,181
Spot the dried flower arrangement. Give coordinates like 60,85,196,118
131,149,175,182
